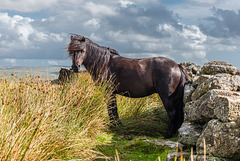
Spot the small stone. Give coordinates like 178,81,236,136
178,122,203,146
143,139,183,149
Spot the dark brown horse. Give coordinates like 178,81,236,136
68,35,189,138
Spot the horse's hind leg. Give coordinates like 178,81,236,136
160,97,178,138
160,88,185,138
173,86,185,133
107,94,121,127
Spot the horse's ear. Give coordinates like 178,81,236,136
82,37,85,42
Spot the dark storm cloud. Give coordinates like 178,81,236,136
88,4,185,54
200,8,240,38
104,4,182,36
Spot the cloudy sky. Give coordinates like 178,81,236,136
0,0,240,68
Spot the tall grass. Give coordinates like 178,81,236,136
0,73,111,160
116,94,168,137
0,72,169,160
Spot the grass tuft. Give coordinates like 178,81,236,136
0,73,111,160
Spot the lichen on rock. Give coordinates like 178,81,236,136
178,122,203,146
197,120,240,159
201,61,240,75
191,74,240,100
185,89,240,124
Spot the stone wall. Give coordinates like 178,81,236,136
178,61,240,161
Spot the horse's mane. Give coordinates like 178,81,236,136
83,38,120,80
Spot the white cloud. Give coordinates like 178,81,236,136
48,60,58,65
130,0,159,4
0,13,34,48
119,0,135,8
156,23,207,56
3,58,16,65
84,18,100,29
216,0,240,11
33,32,48,42
89,33,103,42
0,12,66,59
205,36,239,52
3,58,16,63
0,0,58,12
85,2,118,17
187,0,222,4
41,18,47,22
103,21,207,62
49,33,65,42
0,12,65,47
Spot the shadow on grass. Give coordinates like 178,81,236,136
110,107,169,138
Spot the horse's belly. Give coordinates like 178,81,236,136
120,91,156,98
117,83,156,98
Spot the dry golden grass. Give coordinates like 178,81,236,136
0,73,111,160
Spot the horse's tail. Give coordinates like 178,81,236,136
175,64,190,108
178,64,191,86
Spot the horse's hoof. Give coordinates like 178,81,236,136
164,134,172,139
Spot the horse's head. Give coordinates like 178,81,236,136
68,35,87,72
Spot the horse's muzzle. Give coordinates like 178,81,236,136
72,64,81,73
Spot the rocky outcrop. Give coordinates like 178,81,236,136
180,62,202,77
191,74,240,100
178,61,240,160
201,61,240,75
185,89,240,123
58,68,74,81
197,120,240,159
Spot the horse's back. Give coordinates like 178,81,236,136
109,56,182,98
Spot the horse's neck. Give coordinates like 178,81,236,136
83,44,110,81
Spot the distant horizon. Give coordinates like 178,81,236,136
0,58,239,69
0,58,72,67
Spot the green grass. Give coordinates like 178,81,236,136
96,135,171,161
116,94,168,137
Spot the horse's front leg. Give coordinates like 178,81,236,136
107,94,122,127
